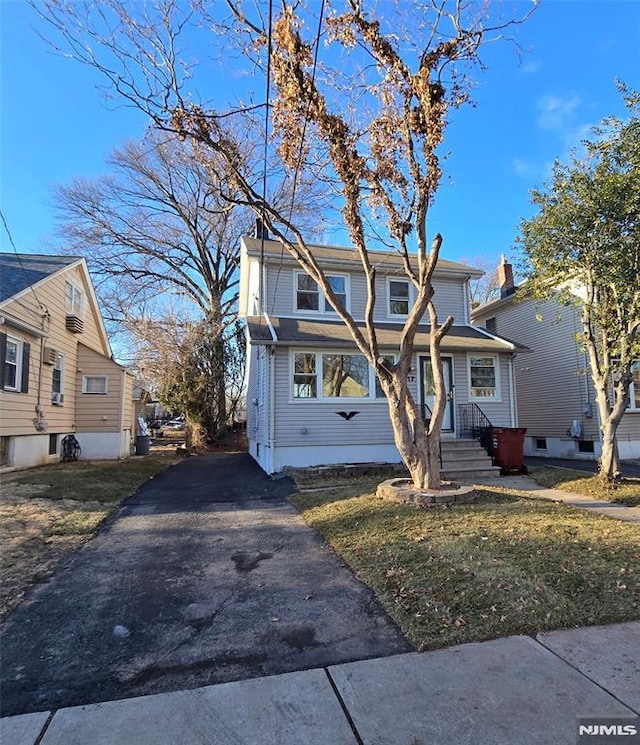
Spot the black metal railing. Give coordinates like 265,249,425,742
456,403,493,456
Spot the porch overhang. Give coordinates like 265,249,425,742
246,316,524,353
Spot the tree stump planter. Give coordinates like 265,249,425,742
376,478,476,507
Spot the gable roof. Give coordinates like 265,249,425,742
247,316,526,353
0,252,113,357
242,237,484,278
0,253,82,303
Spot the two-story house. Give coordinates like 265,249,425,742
471,257,640,461
239,235,524,474
0,253,135,471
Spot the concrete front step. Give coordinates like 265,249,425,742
442,458,497,470
442,467,502,481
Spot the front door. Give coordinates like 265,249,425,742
420,356,454,432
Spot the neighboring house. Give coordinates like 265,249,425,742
239,235,525,474
0,253,135,470
471,257,640,461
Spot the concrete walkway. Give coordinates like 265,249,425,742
2,621,639,745
472,473,640,523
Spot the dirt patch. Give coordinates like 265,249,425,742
0,490,113,622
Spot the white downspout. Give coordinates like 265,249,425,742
268,345,276,473
508,354,518,427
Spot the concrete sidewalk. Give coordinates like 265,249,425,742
473,473,640,523
3,622,639,745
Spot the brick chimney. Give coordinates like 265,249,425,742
498,255,515,298
255,217,269,240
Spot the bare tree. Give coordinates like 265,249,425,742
38,0,536,488
54,130,251,439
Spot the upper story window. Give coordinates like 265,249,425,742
65,281,84,317
485,317,497,333
295,272,348,313
468,355,500,400
1,333,29,393
388,279,411,316
82,375,108,394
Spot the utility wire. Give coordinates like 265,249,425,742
269,0,326,315
258,0,273,324
0,208,49,317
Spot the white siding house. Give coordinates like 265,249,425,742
471,258,640,461
239,236,525,474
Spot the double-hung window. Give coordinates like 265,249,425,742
52,353,64,404
1,333,29,393
388,279,410,316
295,273,347,313
628,361,640,411
469,355,499,400
65,281,84,317
293,351,391,400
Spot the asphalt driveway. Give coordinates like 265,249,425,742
0,453,411,717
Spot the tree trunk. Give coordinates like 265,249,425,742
383,375,443,491
599,422,621,480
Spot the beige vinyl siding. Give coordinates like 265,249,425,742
75,345,125,433
264,265,469,322
475,298,599,441
1,265,112,437
0,324,44,436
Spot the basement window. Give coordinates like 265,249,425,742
577,440,595,454
535,438,547,451
49,434,59,455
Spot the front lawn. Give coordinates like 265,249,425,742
528,467,640,507
0,454,176,622
290,479,640,651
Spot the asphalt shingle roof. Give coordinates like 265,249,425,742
246,316,526,352
0,254,80,303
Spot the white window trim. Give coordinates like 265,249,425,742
82,375,108,394
65,280,85,318
3,335,22,392
628,361,640,411
289,349,388,403
293,271,350,315
467,353,502,402
386,277,413,319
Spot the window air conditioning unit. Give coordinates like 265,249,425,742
52,392,64,406
43,347,58,365
65,315,84,333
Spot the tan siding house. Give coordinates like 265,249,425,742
240,236,524,474
0,254,134,470
471,260,639,461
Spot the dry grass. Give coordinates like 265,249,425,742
289,478,640,651
528,467,640,507
0,454,176,622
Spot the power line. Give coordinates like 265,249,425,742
258,0,273,322
269,0,326,315
0,208,49,317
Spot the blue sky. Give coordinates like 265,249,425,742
1,1,639,273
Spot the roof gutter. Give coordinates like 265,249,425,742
0,313,49,338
